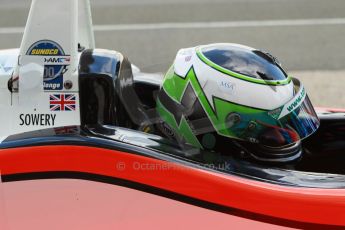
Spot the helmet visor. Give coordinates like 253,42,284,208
223,79,320,147
228,78,320,147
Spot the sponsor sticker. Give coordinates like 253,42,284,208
50,94,76,111
185,56,192,62
26,40,70,91
278,85,306,119
217,79,236,95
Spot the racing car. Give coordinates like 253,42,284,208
0,0,344,229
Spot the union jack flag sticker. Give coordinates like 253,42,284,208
50,94,76,111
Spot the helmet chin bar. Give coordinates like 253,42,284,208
233,140,302,163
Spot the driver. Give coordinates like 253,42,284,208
152,43,320,163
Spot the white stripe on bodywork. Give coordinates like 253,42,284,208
0,136,7,144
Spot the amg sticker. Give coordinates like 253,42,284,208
19,114,56,126
26,40,70,91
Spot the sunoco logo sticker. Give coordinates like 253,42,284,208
26,40,70,90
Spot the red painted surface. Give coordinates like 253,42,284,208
0,145,344,227
0,179,295,230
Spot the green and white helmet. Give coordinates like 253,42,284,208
156,43,320,157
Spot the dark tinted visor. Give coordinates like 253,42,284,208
201,44,288,81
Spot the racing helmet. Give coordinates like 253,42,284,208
156,43,320,162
